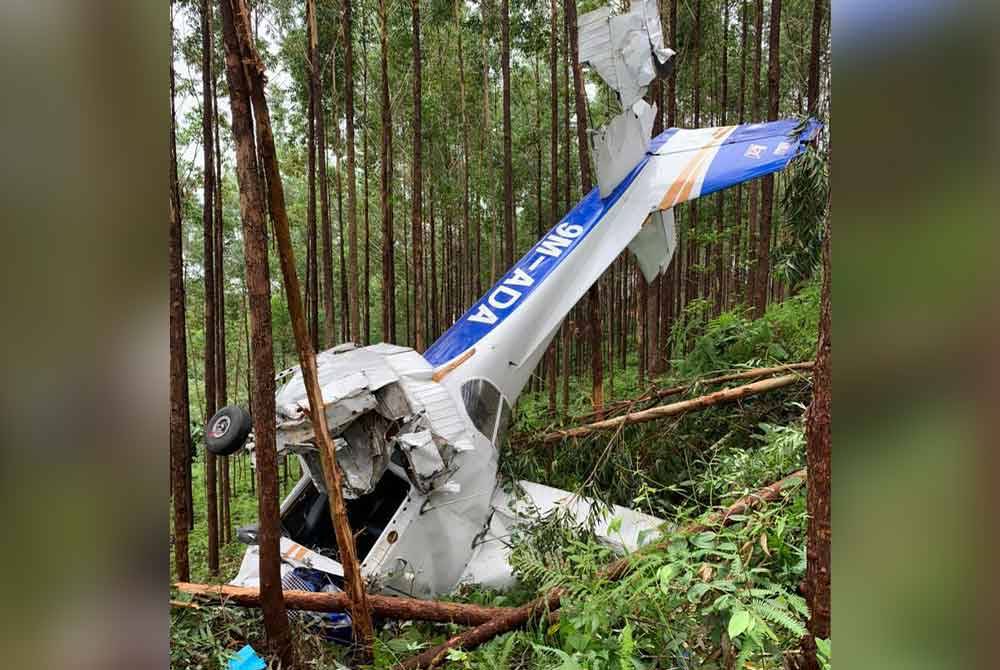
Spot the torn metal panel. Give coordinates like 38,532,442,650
592,99,657,197
398,430,447,484
628,207,677,283
578,0,675,109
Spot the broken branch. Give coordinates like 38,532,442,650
174,583,517,626
536,373,806,444
573,361,814,422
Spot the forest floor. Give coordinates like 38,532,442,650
170,284,828,670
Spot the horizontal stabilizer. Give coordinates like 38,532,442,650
648,118,821,211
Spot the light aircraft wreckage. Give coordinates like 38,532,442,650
205,0,820,613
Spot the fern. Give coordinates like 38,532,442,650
750,598,807,638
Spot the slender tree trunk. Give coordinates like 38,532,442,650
362,21,372,344
216,1,294,663
309,0,336,349
500,0,513,269
734,0,749,305
169,34,191,582
547,0,560,416
411,0,425,351
802,198,831,669
747,0,764,306
330,38,348,344
200,0,220,577
564,0,602,415
714,0,729,316
379,0,396,342
219,0,375,658
212,44,231,546
305,5,319,351
807,0,824,116
754,0,781,318
344,0,361,344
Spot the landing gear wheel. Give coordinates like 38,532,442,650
205,405,252,456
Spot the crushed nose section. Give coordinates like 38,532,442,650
271,342,474,498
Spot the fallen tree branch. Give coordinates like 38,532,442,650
571,362,814,424
535,373,807,444
397,469,807,668
174,583,516,626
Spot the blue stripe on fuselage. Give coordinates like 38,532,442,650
424,146,659,366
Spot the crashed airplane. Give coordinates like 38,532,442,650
204,0,820,614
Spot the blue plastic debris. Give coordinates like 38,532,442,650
228,644,266,670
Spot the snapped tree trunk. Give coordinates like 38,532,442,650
538,373,805,443
175,582,518,626
218,0,375,659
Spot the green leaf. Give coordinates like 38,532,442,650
728,610,752,639
657,564,677,593
608,516,623,535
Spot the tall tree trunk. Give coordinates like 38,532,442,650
687,0,702,309
330,38,348,344
714,0,729,316
309,0,336,349
753,0,781,318
216,1,294,663
411,0,425,351
305,4,319,351
802,196,831,670
734,0,749,304
747,0,764,307
455,0,471,315
564,0,602,415
219,0,375,658
344,0,361,344
201,0,220,577
379,0,396,342
169,32,191,582
362,20,372,344
547,0,559,416
501,0,513,269
807,0,824,116
212,43,231,546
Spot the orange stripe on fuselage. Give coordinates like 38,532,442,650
658,126,737,210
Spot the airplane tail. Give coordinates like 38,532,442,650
424,117,821,407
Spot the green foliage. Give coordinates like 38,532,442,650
776,142,830,288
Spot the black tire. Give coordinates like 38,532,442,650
205,405,252,456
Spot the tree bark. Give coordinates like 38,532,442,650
802,199,831,668
547,0,560,416
305,4,319,351
753,0,780,318
361,20,372,344
411,0,425,351
564,0,603,416
309,0,336,349
169,34,191,582
455,0,471,318
714,0,730,316
216,1,294,663
175,582,517,626
200,0,220,577
570,362,814,423
747,0,764,305
344,0,361,344
538,373,804,443
807,0,824,116
220,0,387,662
379,0,396,342
501,0,513,269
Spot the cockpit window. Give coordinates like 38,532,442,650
494,399,513,448
461,379,502,441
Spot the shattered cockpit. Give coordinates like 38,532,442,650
273,342,475,500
